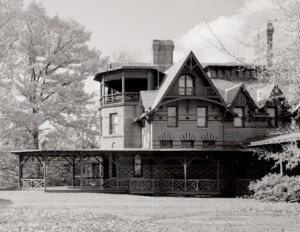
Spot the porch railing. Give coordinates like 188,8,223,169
162,179,226,192
100,92,139,106
21,179,45,188
129,179,154,193
167,87,217,97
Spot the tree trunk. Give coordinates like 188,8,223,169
32,128,39,149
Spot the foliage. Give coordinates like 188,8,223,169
255,141,300,175
259,0,300,104
0,148,17,189
249,173,300,202
0,2,108,149
0,0,24,63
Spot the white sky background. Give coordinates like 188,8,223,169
25,0,277,93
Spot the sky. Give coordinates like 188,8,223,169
24,0,277,92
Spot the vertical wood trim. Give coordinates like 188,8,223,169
109,154,112,178
160,154,163,195
18,155,22,190
43,154,47,192
72,157,76,187
80,154,83,191
184,155,187,192
122,71,125,93
217,157,220,195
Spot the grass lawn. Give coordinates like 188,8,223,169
0,191,300,231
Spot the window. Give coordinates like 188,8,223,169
203,140,216,148
134,154,142,177
234,108,244,127
167,107,177,127
267,108,277,127
181,140,194,148
197,107,207,127
109,113,118,134
179,75,193,95
160,140,173,148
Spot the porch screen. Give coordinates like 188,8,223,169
234,108,244,127
197,107,207,127
167,107,177,127
267,108,276,127
134,154,142,177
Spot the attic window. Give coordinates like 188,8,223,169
179,75,193,95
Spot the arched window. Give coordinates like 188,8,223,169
179,75,193,95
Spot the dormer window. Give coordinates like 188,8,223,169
179,74,193,95
234,108,244,128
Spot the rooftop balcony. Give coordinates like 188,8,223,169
100,92,140,106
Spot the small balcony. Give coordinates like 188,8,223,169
100,92,140,106
167,87,217,97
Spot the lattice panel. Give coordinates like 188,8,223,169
118,179,129,190
119,168,133,176
21,179,44,188
163,167,183,177
188,166,217,178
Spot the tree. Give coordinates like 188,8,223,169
261,0,300,105
0,0,24,63
0,2,108,149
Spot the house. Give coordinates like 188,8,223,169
12,24,294,196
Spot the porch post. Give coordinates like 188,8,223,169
122,71,125,102
217,157,220,195
160,153,163,195
109,154,113,178
80,154,83,191
184,155,187,192
72,156,76,187
43,154,47,191
18,155,22,190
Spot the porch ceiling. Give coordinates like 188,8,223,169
248,132,300,146
11,148,253,157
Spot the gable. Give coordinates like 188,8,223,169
151,52,229,110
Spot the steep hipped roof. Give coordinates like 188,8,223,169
212,79,242,105
247,84,282,107
140,90,159,111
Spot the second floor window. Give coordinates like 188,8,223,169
197,107,207,127
160,140,173,148
109,113,118,134
181,140,194,148
179,74,193,95
234,108,244,127
267,108,277,127
167,107,177,127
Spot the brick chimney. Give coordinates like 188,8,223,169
152,40,174,72
267,21,274,67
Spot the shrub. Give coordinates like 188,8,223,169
249,174,300,202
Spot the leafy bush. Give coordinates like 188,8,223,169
249,174,300,202
0,150,18,189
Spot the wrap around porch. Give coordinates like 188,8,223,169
11,149,266,196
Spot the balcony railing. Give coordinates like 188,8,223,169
100,92,140,106
167,87,217,97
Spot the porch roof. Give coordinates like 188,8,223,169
11,148,253,156
248,132,300,146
